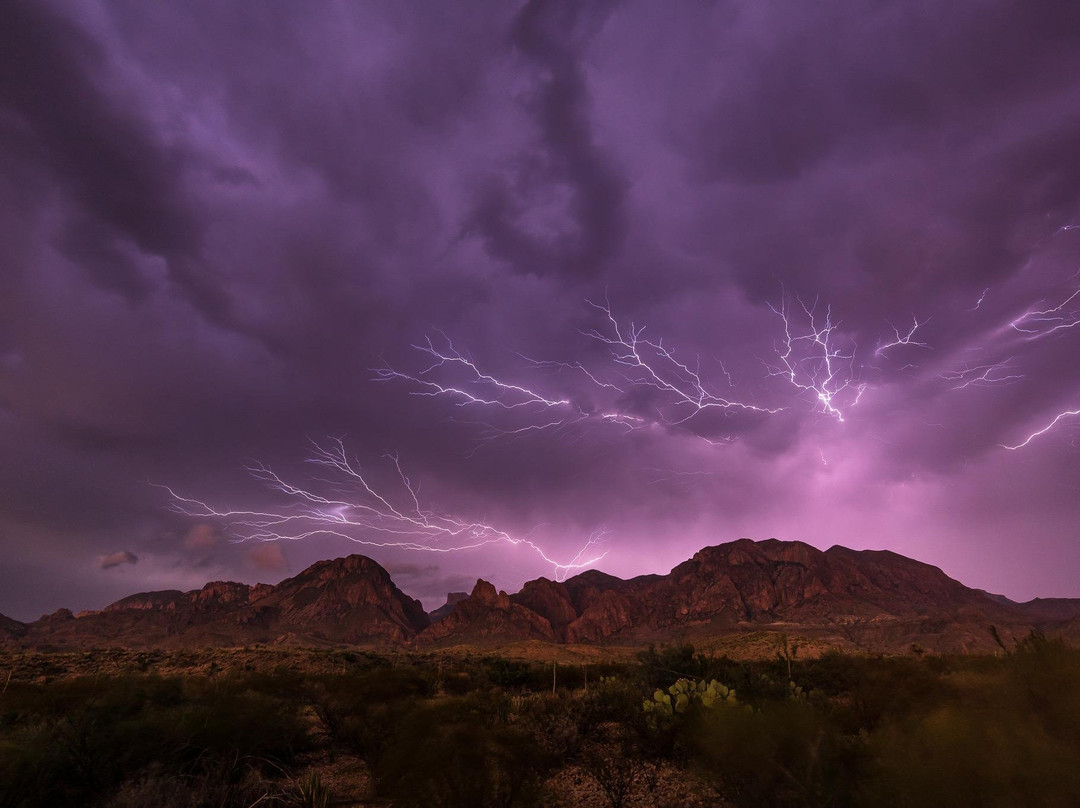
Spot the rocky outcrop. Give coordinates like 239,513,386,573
510,578,578,630
193,581,253,607
416,579,556,646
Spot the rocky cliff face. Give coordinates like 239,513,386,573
2,540,1076,653
510,577,582,631
417,579,556,646
422,539,1069,653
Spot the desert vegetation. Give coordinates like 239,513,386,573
1,634,1078,807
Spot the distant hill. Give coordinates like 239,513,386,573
5,554,427,650
3,539,1077,654
0,612,26,640
428,591,469,622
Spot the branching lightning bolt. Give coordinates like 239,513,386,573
373,333,570,411
375,302,781,449
875,316,931,357
1000,410,1080,450
1010,283,1080,340
580,298,783,426
161,438,607,582
939,360,1025,390
766,296,866,422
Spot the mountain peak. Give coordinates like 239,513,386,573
7,553,427,649
470,578,499,604
690,537,821,566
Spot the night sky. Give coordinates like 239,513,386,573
3,1,1080,622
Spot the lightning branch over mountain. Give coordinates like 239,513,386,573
162,438,608,582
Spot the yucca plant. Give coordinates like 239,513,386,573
295,770,330,808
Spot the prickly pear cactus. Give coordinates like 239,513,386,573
698,679,738,709
789,680,807,700
642,688,674,718
644,677,739,719
668,678,694,713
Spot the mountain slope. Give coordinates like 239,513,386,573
2,540,1076,653
7,554,427,650
0,612,26,640
437,539,1069,653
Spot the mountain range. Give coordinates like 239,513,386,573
2,539,1077,654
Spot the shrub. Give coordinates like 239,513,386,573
0,673,310,808
373,696,556,808
688,698,861,808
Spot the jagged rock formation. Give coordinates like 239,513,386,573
429,539,1078,653
2,540,1077,653
417,580,556,646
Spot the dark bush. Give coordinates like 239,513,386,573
373,695,555,808
0,673,310,808
688,698,861,808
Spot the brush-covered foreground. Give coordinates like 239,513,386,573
1,635,1078,808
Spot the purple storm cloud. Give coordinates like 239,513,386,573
2,0,1080,620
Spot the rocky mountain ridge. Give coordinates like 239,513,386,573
2,539,1076,653
2,554,427,649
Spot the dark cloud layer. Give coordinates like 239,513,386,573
1,0,1079,620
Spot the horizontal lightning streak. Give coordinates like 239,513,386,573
159,438,607,581
1000,410,1080,450
1010,285,1080,340
373,333,571,410
940,361,1024,390
377,301,782,450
